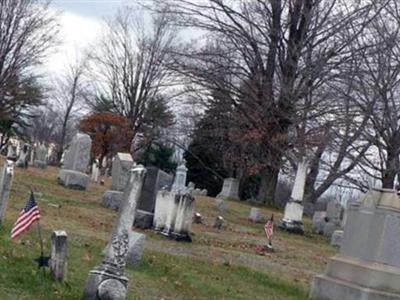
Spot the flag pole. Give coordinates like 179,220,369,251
30,187,46,276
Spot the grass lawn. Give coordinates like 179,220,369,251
0,156,336,299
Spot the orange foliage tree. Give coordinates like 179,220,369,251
79,112,133,165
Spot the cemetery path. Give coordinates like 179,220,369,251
146,239,316,282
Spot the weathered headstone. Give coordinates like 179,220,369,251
216,198,227,212
322,201,343,238
16,144,30,168
153,189,175,231
279,159,308,234
248,207,261,223
330,230,343,247
83,165,146,300
91,160,100,183
311,211,327,234
170,192,195,241
134,166,173,229
310,188,400,299
326,201,343,225
103,153,134,210
217,178,239,200
33,144,48,169
171,161,188,192
0,160,14,225
50,230,68,282
6,144,17,161
200,189,208,196
58,133,91,190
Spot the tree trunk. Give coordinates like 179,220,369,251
382,148,398,189
257,165,279,205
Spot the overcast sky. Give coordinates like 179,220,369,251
45,0,130,76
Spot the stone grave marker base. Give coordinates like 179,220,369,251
58,169,89,190
103,190,124,210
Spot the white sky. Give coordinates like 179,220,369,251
44,1,126,76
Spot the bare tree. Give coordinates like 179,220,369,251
0,0,58,149
52,60,88,162
148,0,385,204
338,2,400,190
87,6,177,155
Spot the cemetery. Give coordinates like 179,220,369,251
0,154,338,300
2,1,400,300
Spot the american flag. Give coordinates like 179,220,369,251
264,216,274,241
11,192,41,239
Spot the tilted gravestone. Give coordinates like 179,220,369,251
83,165,146,300
0,160,14,225
33,144,48,169
310,188,400,299
58,133,92,190
216,178,239,200
103,153,134,210
134,166,173,229
159,190,196,242
50,230,68,282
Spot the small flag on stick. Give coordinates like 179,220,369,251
264,214,274,249
11,192,41,239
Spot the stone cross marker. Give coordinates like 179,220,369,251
50,230,68,282
103,153,134,210
83,165,146,300
0,160,14,225
58,133,92,190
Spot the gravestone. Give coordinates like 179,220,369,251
6,144,17,161
91,160,100,183
311,211,327,235
200,189,208,196
322,201,343,237
171,161,188,192
153,189,175,231
33,145,47,169
330,230,343,247
310,188,400,300
50,230,68,282
83,165,146,300
134,167,173,229
16,144,30,168
158,190,196,242
217,178,239,200
170,192,195,241
0,160,14,225
58,133,91,190
216,198,227,212
249,207,261,223
103,153,134,210
326,201,343,225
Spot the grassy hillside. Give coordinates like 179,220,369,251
0,156,337,299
